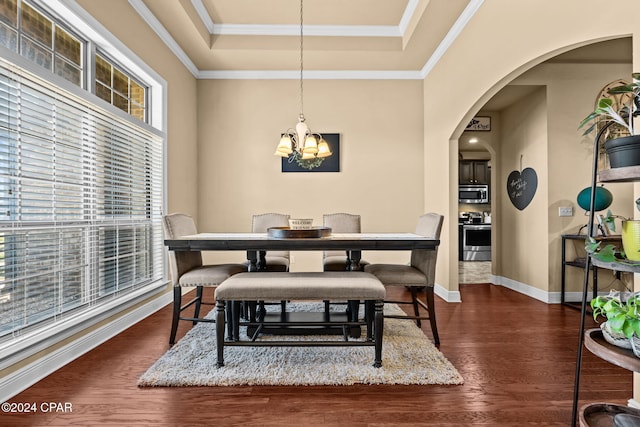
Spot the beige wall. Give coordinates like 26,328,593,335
515,63,634,293
197,79,425,270
499,87,549,288
423,0,640,298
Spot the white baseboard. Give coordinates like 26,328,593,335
435,283,461,303
491,275,552,303
0,292,172,403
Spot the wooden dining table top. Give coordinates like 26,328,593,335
164,232,440,252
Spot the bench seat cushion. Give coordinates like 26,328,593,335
215,272,385,301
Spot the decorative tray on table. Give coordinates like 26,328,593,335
267,227,331,239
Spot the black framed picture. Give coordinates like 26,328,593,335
281,133,340,172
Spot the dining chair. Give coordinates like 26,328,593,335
163,213,247,345
246,213,291,316
364,212,444,345
250,212,291,271
322,213,368,271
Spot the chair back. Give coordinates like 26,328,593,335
252,213,290,258
410,213,444,287
323,213,361,258
162,213,203,286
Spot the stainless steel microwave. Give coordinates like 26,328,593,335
459,184,489,204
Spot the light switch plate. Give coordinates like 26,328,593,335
558,207,573,217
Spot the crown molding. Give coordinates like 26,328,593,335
191,0,417,38
210,24,401,38
197,70,423,80
128,0,199,76
420,0,484,78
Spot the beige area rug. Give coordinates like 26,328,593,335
138,303,463,387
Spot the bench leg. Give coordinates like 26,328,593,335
216,300,226,368
373,300,383,368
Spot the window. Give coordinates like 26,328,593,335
0,0,166,354
0,0,83,86
0,58,164,342
0,0,148,123
95,53,147,122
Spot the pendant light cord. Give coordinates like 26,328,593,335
299,0,304,119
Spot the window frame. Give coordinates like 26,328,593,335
0,0,167,368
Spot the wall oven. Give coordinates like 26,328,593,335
459,184,489,204
462,224,491,261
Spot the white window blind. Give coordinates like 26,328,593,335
0,57,164,342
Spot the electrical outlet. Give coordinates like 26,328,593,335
558,207,573,217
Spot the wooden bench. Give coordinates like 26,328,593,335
214,271,385,368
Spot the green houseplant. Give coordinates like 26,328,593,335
579,73,640,168
586,203,640,262
591,290,640,353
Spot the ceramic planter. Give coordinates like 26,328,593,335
622,220,640,261
600,321,632,349
631,334,640,358
604,135,640,168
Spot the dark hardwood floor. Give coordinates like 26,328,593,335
1,284,632,426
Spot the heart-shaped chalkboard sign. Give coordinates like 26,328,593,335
507,167,537,210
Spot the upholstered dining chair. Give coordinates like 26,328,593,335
250,212,291,271
163,213,246,345
322,213,368,271
364,212,444,345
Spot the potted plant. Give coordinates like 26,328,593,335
587,205,640,262
578,73,640,168
591,290,640,353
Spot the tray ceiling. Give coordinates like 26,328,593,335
129,0,480,78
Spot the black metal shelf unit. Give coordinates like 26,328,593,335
572,139,640,425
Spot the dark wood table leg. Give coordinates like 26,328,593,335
246,250,258,272
349,250,362,271
258,250,267,270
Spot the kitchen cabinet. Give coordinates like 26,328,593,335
459,160,490,184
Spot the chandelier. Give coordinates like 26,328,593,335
274,0,332,165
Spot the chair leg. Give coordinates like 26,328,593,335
216,300,225,368
193,286,204,325
425,286,439,345
410,287,421,327
169,286,181,345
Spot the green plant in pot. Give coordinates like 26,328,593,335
589,203,640,262
591,290,640,353
578,73,640,168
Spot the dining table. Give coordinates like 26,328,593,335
164,231,440,271
164,230,440,337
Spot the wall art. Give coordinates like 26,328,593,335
282,133,340,172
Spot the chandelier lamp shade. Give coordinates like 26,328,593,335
274,0,332,162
